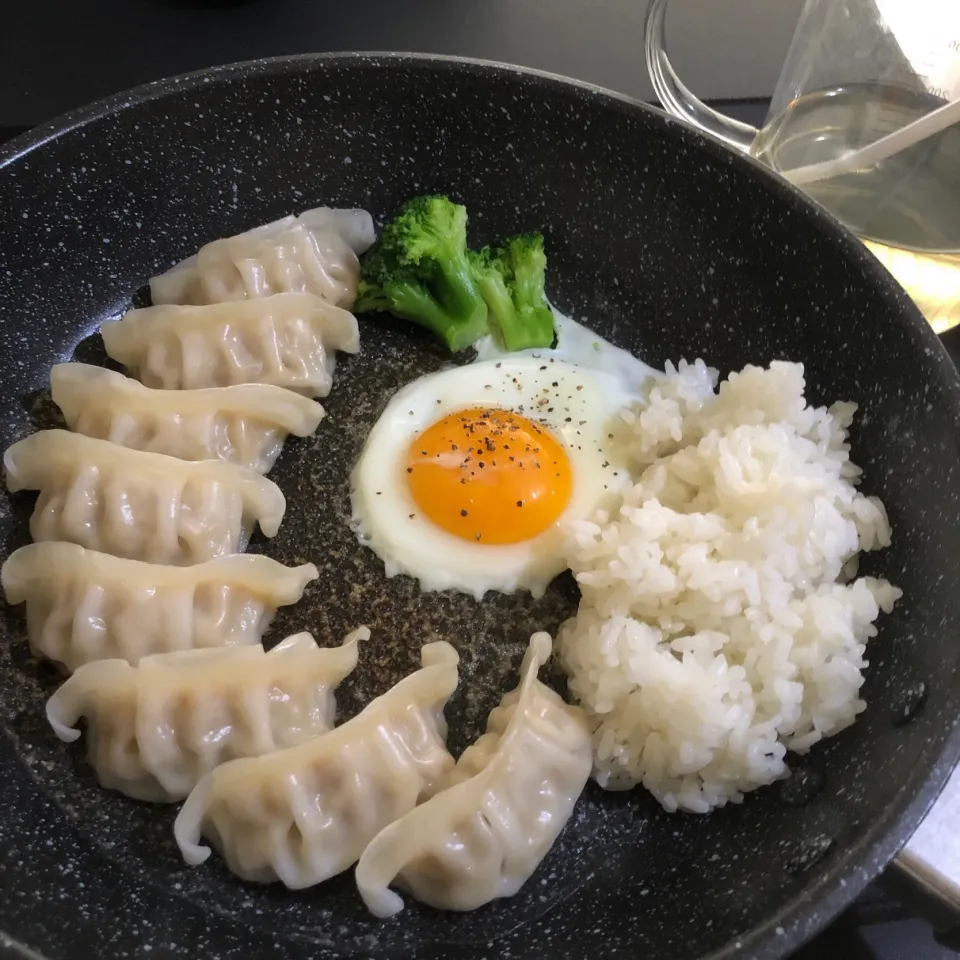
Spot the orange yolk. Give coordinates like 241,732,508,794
405,407,573,545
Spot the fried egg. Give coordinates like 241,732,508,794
474,310,655,387
350,344,647,599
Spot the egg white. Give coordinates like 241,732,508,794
350,355,637,599
473,309,659,387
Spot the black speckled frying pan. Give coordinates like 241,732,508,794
1,53,959,960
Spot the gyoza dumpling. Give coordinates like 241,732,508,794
1,543,318,672
356,633,592,917
149,207,375,308
101,293,359,395
4,430,285,565
47,628,366,802
51,363,324,473
174,641,460,888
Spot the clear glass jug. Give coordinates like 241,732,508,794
645,0,960,333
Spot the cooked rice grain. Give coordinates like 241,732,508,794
558,361,900,813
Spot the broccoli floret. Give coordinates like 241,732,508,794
468,233,554,351
355,195,489,353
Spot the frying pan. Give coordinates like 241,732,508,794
1,53,959,960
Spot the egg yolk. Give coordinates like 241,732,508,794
405,408,573,545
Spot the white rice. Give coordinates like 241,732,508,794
557,360,901,813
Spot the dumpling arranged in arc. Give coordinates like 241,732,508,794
46,628,367,802
52,363,325,473
356,632,592,917
174,641,460,889
4,430,286,565
148,206,375,308
1,543,318,672
101,293,359,395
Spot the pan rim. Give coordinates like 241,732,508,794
0,50,659,170
2,50,960,960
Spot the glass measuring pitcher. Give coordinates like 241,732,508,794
645,0,960,333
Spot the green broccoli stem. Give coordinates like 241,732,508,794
474,271,554,352
510,251,554,350
512,247,547,310
474,273,519,350
433,251,486,318
445,301,490,352
511,304,555,351
388,282,489,353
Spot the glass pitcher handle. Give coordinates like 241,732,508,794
644,0,759,152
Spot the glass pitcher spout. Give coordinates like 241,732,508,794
644,0,758,151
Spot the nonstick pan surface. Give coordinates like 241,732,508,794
1,54,960,960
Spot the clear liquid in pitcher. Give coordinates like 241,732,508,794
753,83,960,332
